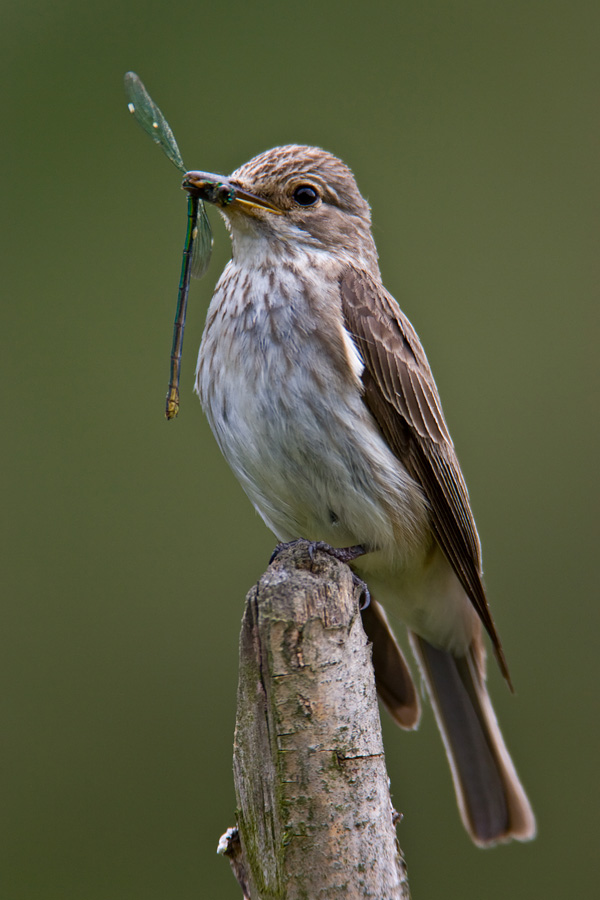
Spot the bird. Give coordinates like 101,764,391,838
185,144,536,847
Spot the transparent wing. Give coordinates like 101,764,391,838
191,202,213,279
124,72,185,173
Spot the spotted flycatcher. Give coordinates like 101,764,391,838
186,145,535,846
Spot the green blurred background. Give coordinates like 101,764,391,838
2,1,597,897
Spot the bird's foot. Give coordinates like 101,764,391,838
269,539,371,609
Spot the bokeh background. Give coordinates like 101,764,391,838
2,1,597,897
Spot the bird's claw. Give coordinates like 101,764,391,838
268,539,370,608
352,573,371,610
269,540,299,564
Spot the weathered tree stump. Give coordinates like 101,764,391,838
221,542,411,900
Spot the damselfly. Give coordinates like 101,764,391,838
124,71,213,419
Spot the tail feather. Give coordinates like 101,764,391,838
361,599,420,730
409,630,536,846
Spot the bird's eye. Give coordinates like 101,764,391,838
292,184,319,207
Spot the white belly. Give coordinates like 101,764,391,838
196,261,428,558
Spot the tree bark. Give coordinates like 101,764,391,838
228,541,411,900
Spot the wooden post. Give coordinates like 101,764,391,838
221,542,411,900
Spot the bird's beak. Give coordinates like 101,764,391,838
182,171,282,215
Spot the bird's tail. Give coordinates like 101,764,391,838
360,599,420,730
408,630,536,846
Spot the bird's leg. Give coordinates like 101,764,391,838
269,539,371,609
308,541,368,564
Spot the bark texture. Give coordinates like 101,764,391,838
231,542,411,899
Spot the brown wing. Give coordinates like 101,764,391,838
340,267,511,686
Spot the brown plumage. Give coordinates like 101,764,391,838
188,144,536,846
339,266,512,687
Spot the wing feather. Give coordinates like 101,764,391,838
340,267,511,686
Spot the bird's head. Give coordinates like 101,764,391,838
183,145,378,270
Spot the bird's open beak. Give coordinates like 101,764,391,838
182,171,282,214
